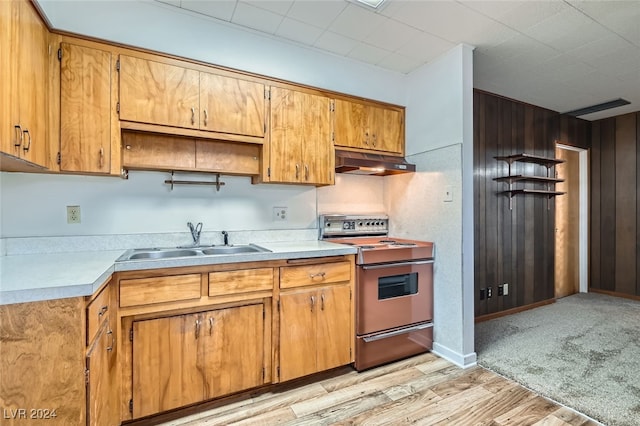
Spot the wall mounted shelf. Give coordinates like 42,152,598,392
495,153,565,210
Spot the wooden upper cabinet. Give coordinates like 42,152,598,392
60,42,114,174
334,98,404,155
119,55,266,139
199,72,265,137
268,86,334,186
1,0,49,168
119,55,200,129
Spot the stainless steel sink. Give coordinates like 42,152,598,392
127,249,201,260
201,245,268,255
116,244,270,261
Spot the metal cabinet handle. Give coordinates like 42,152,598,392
14,125,23,148
125,145,132,150
295,164,300,179
99,147,104,168
321,293,325,311
195,320,201,339
209,317,214,336
191,107,196,125
304,164,309,181
309,272,326,280
310,295,316,312
106,329,114,352
98,305,108,317
203,109,208,127
22,129,31,152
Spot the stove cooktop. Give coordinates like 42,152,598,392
325,236,435,265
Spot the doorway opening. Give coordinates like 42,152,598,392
555,143,588,298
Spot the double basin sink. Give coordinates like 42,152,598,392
116,244,270,261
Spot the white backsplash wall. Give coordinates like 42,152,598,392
0,171,316,238
316,174,385,215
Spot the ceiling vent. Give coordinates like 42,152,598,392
565,98,631,117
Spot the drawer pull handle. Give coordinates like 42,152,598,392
191,107,196,125
98,305,108,316
22,129,31,152
106,329,114,352
209,317,214,336
304,164,309,181
295,164,300,179
195,320,201,339
310,295,316,312
309,272,326,280
14,125,23,148
321,293,325,311
203,109,208,127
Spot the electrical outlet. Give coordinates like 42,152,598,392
273,206,288,221
479,288,486,300
444,185,453,202
67,205,81,224
487,286,493,298
503,283,509,296
498,285,504,296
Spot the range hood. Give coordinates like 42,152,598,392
335,150,416,176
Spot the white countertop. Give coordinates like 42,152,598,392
0,241,356,305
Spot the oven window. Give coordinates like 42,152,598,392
378,273,418,299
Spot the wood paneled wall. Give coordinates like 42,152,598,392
590,112,640,297
473,90,591,317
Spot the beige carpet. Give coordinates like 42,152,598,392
475,293,640,426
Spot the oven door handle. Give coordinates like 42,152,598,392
362,322,433,342
361,259,434,270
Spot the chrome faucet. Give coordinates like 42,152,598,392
187,222,203,246
222,230,229,246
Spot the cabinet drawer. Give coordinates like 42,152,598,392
87,284,111,344
208,268,273,297
120,274,201,308
280,262,351,289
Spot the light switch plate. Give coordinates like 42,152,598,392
444,185,453,202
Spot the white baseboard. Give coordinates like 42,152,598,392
432,343,477,368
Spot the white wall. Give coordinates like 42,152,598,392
386,44,476,367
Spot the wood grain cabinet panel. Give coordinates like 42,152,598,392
1,0,50,168
268,86,334,185
279,283,352,382
86,283,111,345
208,267,274,296
60,42,113,174
119,274,201,308
334,98,404,155
86,321,117,426
119,55,200,129
131,303,265,418
280,261,351,289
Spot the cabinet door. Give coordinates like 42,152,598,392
279,289,318,381
201,304,264,399
60,43,112,173
132,313,204,418
334,98,367,150
0,1,11,156
316,284,352,371
86,323,117,426
199,72,265,137
3,0,49,166
119,55,199,129
372,106,403,154
301,93,333,185
269,86,303,183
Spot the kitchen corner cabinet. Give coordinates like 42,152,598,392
118,55,266,140
131,303,265,418
1,0,50,170
278,261,353,382
267,86,334,185
59,42,119,175
494,153,565,210
334,98,404,155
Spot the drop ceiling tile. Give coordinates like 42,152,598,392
231,1,284,34
180,0,238,21
396,31,454,63
313,30,359,56
276,17,324,45
155,0,181,7
364,16,423,52
568,35,634,62
242,0,293,15
330,3,388,40
377,52,423,74
286,0,347,28
487,1,569,32
347,42,391,64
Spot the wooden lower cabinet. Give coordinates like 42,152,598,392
130,303,265,419
86,321,117,426
279,284,352,382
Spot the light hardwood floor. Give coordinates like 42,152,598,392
150,353,598,426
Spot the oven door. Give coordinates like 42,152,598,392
356,259,433,335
